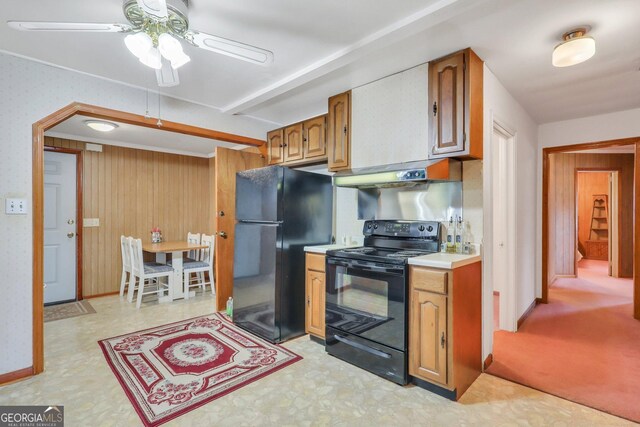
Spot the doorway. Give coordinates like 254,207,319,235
490,122,516,332
30,102,266,378
575,170,621,279
43,148,83,304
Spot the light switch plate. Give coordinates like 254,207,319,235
84,218,100,227
5,198,27,215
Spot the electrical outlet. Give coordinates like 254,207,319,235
84,218,100,227
5,198,27,215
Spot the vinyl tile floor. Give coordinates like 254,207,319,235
0,293,633,426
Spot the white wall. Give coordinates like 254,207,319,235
482,66,538,360
0,52,272,375
535,107,640,305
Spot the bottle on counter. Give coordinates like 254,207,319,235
446,217,455,253
455,216,464,254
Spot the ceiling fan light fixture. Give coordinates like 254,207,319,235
124,32,153,59
552,28,596,67
84,120,118,132
170,52,191,69
158,33,190,68
139,47,163,70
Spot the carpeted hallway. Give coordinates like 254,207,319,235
487,259,640,423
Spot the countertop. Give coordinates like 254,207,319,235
408,251,481,269
303,244,359,254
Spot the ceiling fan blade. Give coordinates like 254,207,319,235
7,21,130,32
136,0,168,20
184,30,274,65
156,59,179,87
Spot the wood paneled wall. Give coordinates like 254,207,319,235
577,172,609,254
549,153,634,278
45,137,213,297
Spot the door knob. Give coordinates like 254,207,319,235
67,232,75,238
67,219,75,225
218,231,227,239
219,211,225,217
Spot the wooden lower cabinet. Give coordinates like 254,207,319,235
408,261,482,400
305,253,326,338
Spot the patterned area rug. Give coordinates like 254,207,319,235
98,312,302,427
44,300,96,322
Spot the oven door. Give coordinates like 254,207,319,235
325,257,407,351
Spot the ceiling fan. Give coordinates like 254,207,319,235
8,0,274,87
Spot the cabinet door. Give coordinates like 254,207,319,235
306,269,326,338
303,115,327,159
267,129,284,165
409,290,448,385
284,123,304,163
429,52,465,157
327,92,350,171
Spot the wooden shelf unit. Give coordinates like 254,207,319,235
586,194,608,260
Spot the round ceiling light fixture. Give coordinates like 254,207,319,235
84,120,119,132
552,27,596,67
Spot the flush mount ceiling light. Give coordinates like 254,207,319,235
7,0,274,88
552,27,596,67
84,120,119,132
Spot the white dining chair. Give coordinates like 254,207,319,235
119,235,134,298
182,234,215,298
128,238,173,309
186,232,201,262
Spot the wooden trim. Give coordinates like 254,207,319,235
542,138,640,313
426,158,454,180
44,146,84,300
517,298,539,329
32,102,266,376
483,353,493,371
74,103,266,147
83,291,119,299
0,366,34,386
636,143,640,320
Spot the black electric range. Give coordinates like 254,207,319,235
324,220,441,385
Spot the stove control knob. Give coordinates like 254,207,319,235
373,222,378,229
418,225,425,232
427,225,434,232
367,223,373,229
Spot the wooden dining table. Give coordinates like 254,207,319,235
142,241,208,302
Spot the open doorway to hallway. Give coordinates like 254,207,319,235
487,141,640,424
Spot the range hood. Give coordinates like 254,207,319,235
333,158,461,188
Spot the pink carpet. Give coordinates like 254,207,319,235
487,260,640,423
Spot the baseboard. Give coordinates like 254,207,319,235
555,274,576,278
0,366,33,386
483,353,493,371
549,275,557,286
517,299,540,329
84,291,119,299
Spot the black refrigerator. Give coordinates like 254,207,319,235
233,166,333,343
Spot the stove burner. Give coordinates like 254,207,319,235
343,247,375,254
387,250,429,259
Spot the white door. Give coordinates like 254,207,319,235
44,151,77,304
491,125,516,331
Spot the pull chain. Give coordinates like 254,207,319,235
157,92,163,127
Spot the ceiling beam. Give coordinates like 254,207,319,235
221,0,482,115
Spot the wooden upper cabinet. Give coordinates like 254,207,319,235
284,123,303,162
428,48,483,160
327,91,351,171
303,115,327,159
267,129,284,165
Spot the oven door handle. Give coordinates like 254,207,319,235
333,335,392,359
327,258,404,274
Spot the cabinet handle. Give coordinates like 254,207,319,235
279,144,283,147
440,332,445,348
283,143,288,147
307,296,310,306
343,125,348,135
433,101,438,116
